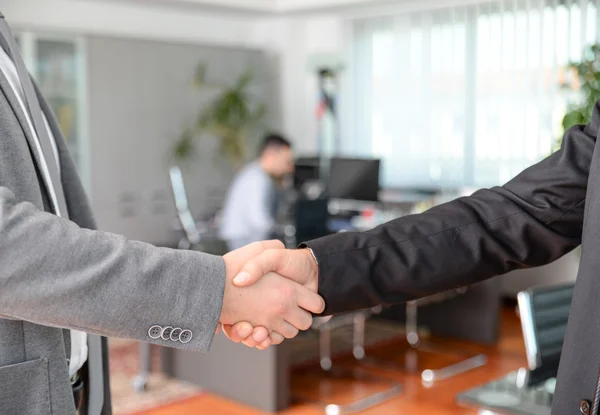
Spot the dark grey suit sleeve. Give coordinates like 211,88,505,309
0,187,225,352
306,101,598,316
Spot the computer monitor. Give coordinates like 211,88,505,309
328,157,381,202
294,157,320,190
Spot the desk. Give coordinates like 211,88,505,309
162,334,290,411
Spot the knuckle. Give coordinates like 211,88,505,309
279,283,294,298
274,301,288,315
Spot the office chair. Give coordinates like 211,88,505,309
168,166,227,254
293,198,330,243
456,283,574,414
169,166,201,249
132,166,224,392
359,289,487,382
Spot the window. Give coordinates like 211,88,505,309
347,0,600,188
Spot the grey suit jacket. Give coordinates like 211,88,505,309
0,62,225,413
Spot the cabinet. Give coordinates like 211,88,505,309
16,32,90,192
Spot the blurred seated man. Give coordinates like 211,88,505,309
219,133,294,250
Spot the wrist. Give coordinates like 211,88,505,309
302,247,319,291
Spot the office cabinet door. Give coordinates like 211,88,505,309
17,32,90,192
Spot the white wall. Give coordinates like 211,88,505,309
254,15,350,154
0,0,349,153
0,0,262,48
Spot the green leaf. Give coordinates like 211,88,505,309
562,109,586,131
559,42,600,152
182,65,268,165
172,129,198,163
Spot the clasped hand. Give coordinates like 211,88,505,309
220,240,322,350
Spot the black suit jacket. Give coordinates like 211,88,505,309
306,101,600,414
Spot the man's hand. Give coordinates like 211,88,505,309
223,248,320,348
220,243,324,347
234,248,319,292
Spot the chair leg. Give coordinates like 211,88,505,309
405,301,420,346
320,327,333,371
420,353,487,382
352,313,366,360
132,342,152,393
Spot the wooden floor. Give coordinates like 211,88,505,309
140,307,527,415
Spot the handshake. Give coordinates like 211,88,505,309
219,240,324,350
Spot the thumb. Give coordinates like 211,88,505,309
233,248,286,287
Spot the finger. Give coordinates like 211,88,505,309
215,324,221,335
221,324,235,341
246,240,285,256
296,287,326,315
284,307,314,332
227,239,285,261
240,327,268,347
276,321,300,339
223,322,253,343
242,337,260,348
270,331,285,345
256,338,272,351
233,249,288,287
251,327,270,343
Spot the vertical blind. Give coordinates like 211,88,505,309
348,0,600,188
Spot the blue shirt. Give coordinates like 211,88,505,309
219,161,277,249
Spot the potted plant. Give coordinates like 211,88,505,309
557,44,600,149
173,63,267,168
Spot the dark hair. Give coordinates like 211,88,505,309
259,133,292,155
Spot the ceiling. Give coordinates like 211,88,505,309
100,0,392,14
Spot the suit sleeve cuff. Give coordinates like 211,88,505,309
299,238,344,316
142,251,226,353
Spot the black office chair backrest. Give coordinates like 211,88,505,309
294,198,329,243
169,166,200,245
517,283,574,371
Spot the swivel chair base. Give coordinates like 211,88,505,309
293,314,401,414
293,365,402,415
360,300,487,382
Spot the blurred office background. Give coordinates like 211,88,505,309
1,0,595,413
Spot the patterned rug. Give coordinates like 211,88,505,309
108,338,203,415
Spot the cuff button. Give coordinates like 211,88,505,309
179,329,193,344
161,326,173,340
148,325,163,339
170,328,182,342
